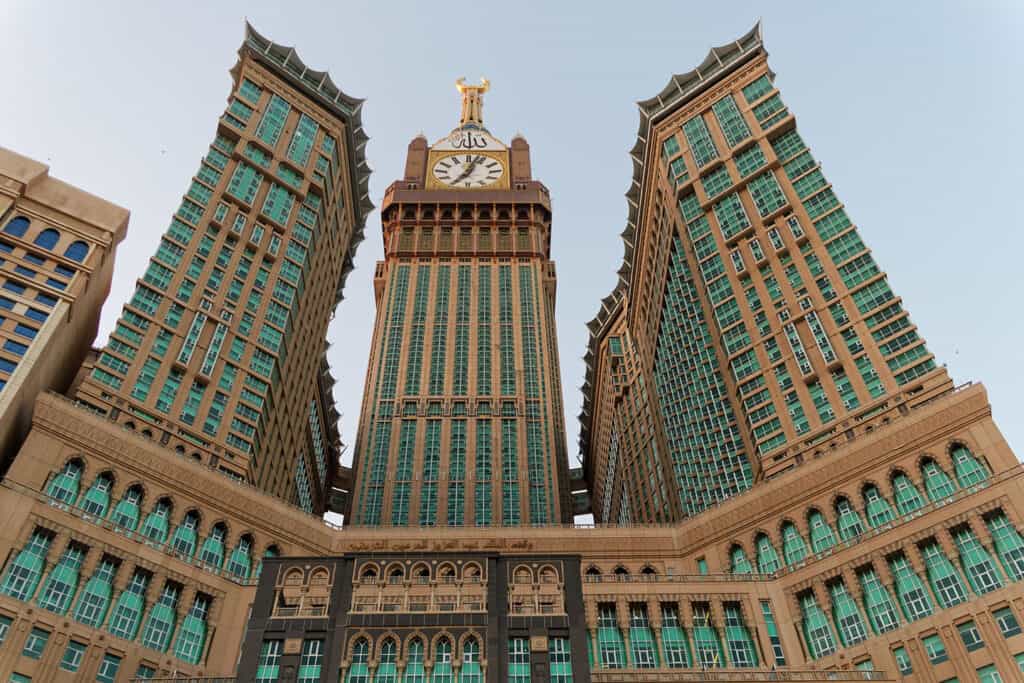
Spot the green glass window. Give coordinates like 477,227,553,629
508,637,530,682
174,594,211,664
977,664,1002,683
723,603,757,667
60,640,86,672
734,144,766,177
760,601,786,666
921,540,969,608
136,664,157,679
346,638,369,682
829,581,868,646
97,653,121,683
711,94,751,147
923,633,947,664
755,534,780,574
893,646,912,675
712,192,750,240
46,460,82,504
835,498,864,540
808,510,837,553
888,554,933,621
862,485,895,527
747,171,788,216
597,604,626,668
111,486,143,530
73,557,117,627
730,545,752,574
372,638,398,683
781,522,808,565
171,510,201,558
405,638,426,682
36,543,84,614
957,619,984,652
261,183,295,225
287,114,319,167
432,638,454,682
857,568,900,634
226,163,263,205
985,511,1024,580
682,114,718,168
22,626,48,659
81,473,113,517
108,568,150,640
742,75,773,103
800,594,836,659
700,165,732,199
140,499,172,543
227,536,253,579
692,604,725,667
1,528,52,600
198,523,227,568
255,94,291,147
952,526,1004,594
545,637,570,682
892,473,925,515
256,640,283,682
141,582,180,652
661,603,691,667
995,606,1021,637
629,604,659,667
951,444,987,487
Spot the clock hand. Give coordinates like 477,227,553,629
454,158,479,183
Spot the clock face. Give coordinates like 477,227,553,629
432,154,504,188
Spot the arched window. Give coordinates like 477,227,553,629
170,510,201,558
377,638,398,683
461,637,482,683
3,217,29,238
346,638,370,683
835,497,865,540
412,564,430,584
730,545,753,574
360,565,378,583
862,485,895,527
515,567,534,584
807,510,837,553
891,472,925,515
920,459,956,501
755,533,780,574
433,638,454,682
111,485,144,531
585,566,601,577
81,472,114,517
64,240,89,262
140,498,173,543
613,566,629,577
387,565,405,585
33,228,60,250
405,638,426,681
951,445,988,488
828,581,868,647
781,522,808,565
46,459,83,505
227,535,253,579
198,523,227,569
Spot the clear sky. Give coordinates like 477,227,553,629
3,2,1023,488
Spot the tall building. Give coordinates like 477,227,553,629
347,80,572,527
580,24,951,523
0,148,128,467
73,24,371,513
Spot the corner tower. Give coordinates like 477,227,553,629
349,80,572,526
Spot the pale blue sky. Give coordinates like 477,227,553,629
3,1,1023,476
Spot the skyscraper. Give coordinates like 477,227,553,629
347,80,573,526
580,23,951,523
73,24,372,513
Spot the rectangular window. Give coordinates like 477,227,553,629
682,114,718,168
255,94,291,147
996,607,1022,637
923,633,947,664
711,94,751,147
226,163,264,205
96,653,121,683
60,640,86,672
958,620,984,651
287,114,320,167
22,627,49,659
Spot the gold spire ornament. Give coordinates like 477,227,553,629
455,77,489,128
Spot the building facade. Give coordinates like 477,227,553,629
73,24,370,514
580,24,952,524
346,81,573,527
0,149,128,468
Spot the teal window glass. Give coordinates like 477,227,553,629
755,533,780,573
742,75,773,103
730,545,752,574
661,603,692,667
829,581,868,646
433,638,454,682
800,594,836,659
81,472,114,517
226,163,263,205
96,653,121,683
923,633,947,664
0,615,9,645
977,664,1002,683
863,485,896,527
261,183,295,225
170,510,201,558
60,640,86,672
36,543,84,614
835,497,864,540
893,646,912,675
46,459,82,504
951,444,988,487
140,582,180,652
712,192,750,240
346,638,369,682
73,557,117,627
108,568,150,640
760,601,786,666
405,638,426,682
628,604,659,667
597,604,626,668
295,638,322,683
692,604,725,667
287,114,319,167
0,528,52,600
747,171,788,216
136,664,157,679
921,540,969,608
548,637,571,682
857,568,900,634
198,523,227,568
986,511,1024,580
888,554,934,621
140,499,172,543
808,510,837,553
995,607,1022,637
781,522,808,565
22,627,48,659
958,620,984,652
111,485,143,530
711,94,751,147
723,603,757,667
682,114,718,168
173,594,211,664
255,94,291,147
892,472,925,515
227,535,253,579
508,637,530,682
255,640,282,683
377,638,399,683
953,526,1004,594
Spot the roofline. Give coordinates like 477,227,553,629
577,22,767,470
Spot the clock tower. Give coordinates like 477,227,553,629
348,79,573,527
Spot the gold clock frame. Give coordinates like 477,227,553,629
425,150,510,190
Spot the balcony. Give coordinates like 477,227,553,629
590,670,891,682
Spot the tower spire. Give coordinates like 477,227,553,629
455,77,489,128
